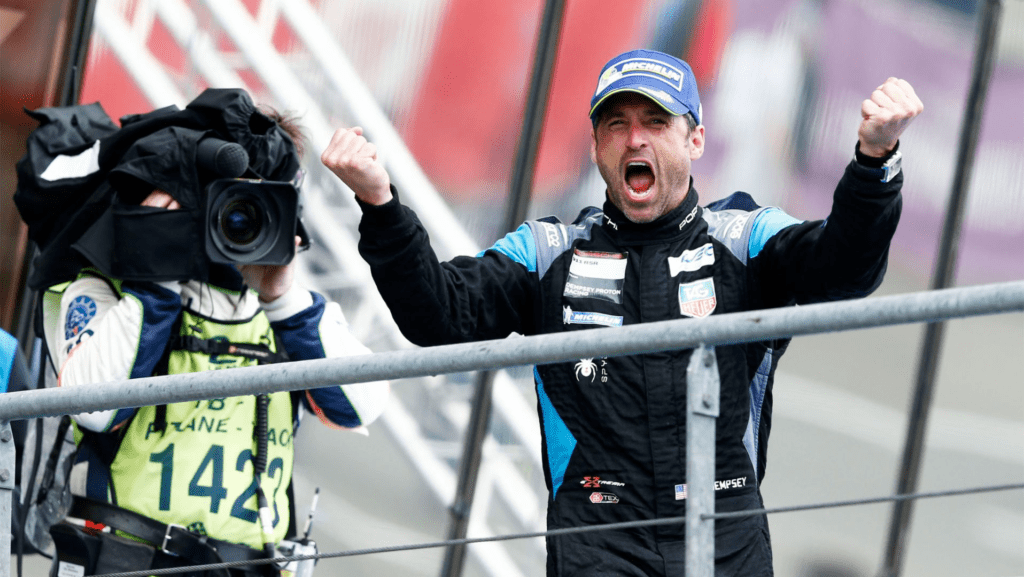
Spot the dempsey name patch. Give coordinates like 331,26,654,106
678,278,717,318
568,250,627,279
564,250,627,304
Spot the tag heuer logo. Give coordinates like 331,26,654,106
678,278,717,318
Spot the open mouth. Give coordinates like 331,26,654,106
625,161,655,196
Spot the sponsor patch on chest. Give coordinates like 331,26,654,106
668,243,715,276
678,277,717,318
572,357,612,384
564,249,627,304
581,476,626,488
563,306,623,327
589,492,620,504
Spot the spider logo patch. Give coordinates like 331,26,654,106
574,358,598,382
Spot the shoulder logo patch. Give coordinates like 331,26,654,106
64,295,98,340
678,278,717,318
669,243,715,276
728,214,751,240
540,222,563,248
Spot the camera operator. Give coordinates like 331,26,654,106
30,94,389,576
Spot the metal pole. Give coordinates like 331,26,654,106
880,2,1004,575
503,0,567,234
2,422,15,577
685,346,719,577
2,281,1021,424
59,0,99,107
441,1,566,575
439,371,496,576
12,0,97,351
10,4,98,575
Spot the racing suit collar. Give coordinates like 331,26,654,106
601,178,701,244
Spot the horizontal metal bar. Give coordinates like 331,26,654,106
2,281,1021,422
705,482,1024,521
90,481,1024,577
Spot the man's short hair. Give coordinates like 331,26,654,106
680,111,698,133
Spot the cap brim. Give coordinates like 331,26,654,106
589,87,687,119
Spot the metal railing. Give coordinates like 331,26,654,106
3,282,1022,421
2,281,1023,576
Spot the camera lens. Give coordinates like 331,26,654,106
220,199,262,245
206,179,297,265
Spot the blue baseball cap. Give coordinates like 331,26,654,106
589,49,702,125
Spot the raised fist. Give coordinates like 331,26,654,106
858,77,924,158
321,126,393,205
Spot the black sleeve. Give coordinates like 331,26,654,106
357,187,539,346
751,153,903,307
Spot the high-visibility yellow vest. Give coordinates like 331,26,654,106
80,292,295,549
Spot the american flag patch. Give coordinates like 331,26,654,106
675,484,687,500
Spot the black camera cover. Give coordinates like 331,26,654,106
14,89,306,289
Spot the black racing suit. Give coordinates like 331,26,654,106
358,156,902,576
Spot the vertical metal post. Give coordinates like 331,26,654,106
439,371,496,576
2,421,16,577
10,8,99,576
880,1,1004,576
12,0,97,348
502,0,568,234
440,1,566,576
686,345,719,577
58,0,99,107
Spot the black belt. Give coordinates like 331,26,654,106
70,496,268,566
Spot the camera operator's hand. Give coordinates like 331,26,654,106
321,126,393,206
237,237,301,304
141,190,181,210
142,190,295,304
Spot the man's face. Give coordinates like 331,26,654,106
590,93,704,224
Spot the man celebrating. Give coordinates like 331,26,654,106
323,49,922,576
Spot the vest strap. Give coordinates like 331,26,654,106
169,335,289,364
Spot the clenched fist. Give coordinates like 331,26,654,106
858,77,924,158
321,126,393,205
